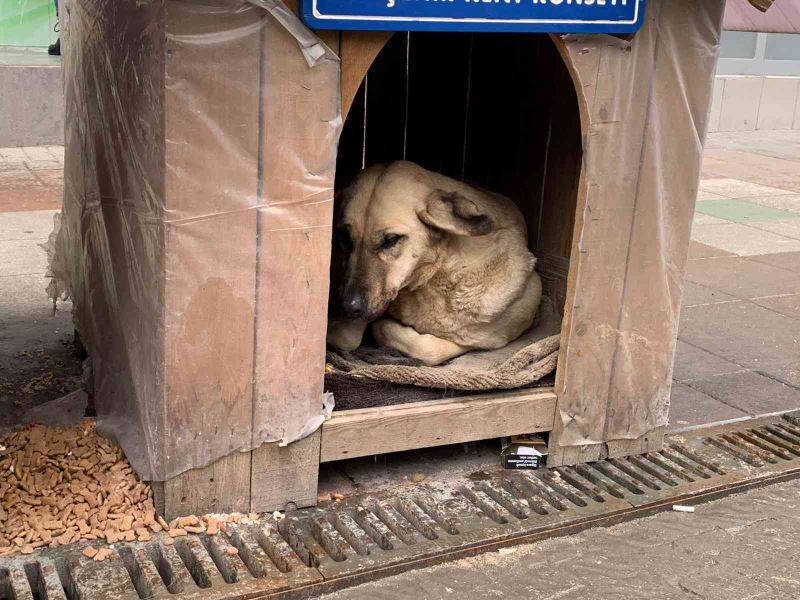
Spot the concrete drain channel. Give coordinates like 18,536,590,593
3,411,800,600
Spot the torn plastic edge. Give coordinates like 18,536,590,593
143,393,334,482
277,392,335,447
245,0,339,68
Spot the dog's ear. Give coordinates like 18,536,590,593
418,190,493,237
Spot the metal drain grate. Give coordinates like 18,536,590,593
2,411,800,600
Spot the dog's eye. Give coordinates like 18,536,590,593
379,234,405,251
335,226,353,253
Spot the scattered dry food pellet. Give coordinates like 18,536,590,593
0,423,160,557
184,526,205,534
137,531,151,542
331,493,344,501
411,473,426,483
248,513,259,521
150,522,163,533
225,546,239,556
83,546,98,558
168,529,187,538
93,548,112,561
163,537,175,546
157,516,170,530
177,515,199,528
20,545,34,555
519,499,529,507
206,521,219,536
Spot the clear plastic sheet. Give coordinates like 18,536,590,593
551,0,726,453
57,0,340,481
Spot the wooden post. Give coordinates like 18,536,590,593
547,0,725,464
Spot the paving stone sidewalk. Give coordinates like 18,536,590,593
670,130,800,429
320,479,800,600
0,145,76,428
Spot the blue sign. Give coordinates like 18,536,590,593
302,0,645,33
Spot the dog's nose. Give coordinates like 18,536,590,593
342,292,366,319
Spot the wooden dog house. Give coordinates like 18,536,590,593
59,0,733,518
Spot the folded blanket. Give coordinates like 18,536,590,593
325,299,561,409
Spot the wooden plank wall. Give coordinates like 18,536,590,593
250,11,340,513
548,0,726,464
155,1,342,518
321,390,557,462
154,0,264,517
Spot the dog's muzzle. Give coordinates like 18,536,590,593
342,291,367,319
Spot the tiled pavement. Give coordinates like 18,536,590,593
0,145,64,213
0,146,75,427
670,131,800,428
0,134,799,431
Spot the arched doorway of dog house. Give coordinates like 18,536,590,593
325,32,582,421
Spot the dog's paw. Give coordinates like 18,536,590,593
371,318,403,348
327,318,368,352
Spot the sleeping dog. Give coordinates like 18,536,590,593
327,161,542,366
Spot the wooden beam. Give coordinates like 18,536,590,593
250,432,322,513
152,451,251,521
547,426,666,467
320,389,556,463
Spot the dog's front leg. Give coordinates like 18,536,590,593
372,319,469,366
327,318,370,352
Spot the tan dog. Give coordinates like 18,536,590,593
327,161,541,366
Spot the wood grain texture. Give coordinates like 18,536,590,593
251,15,338,454
549,0,724,464
160,0,262,481
603,0,725,443
321,390,556,463
606,427,665,459
155,451,251,521
340,31,393,119
547,13,663,465
251,432,321,512
547,427,665,467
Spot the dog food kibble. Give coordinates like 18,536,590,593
93,548,112,561
225,545,239,556
184,525,205,534
0,423,271,558
0,423,163,556
168,528,188,538
206,519,219,536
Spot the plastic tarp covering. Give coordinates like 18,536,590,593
551,0,726,454
57,0,340,481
